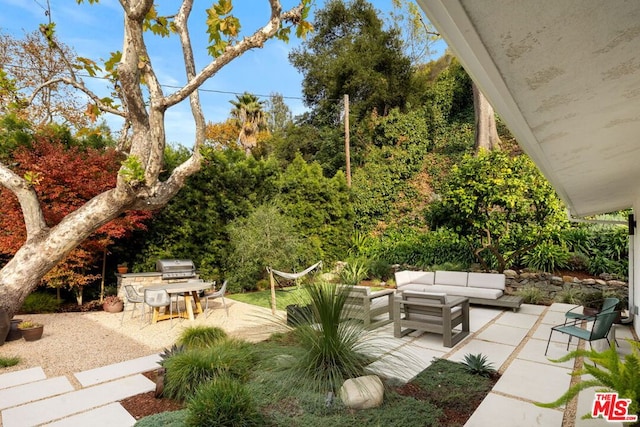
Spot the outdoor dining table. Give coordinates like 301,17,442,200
146,280,213,323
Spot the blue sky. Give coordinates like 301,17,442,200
0,0,442,145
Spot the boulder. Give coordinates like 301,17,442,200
339,375,384,410
503,269,518,279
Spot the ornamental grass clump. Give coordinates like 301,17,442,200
162,338,257,401
185,377,264,427
177,326,228,349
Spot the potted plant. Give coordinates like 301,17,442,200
102,295,124,313
17,320,44,342
579,290,605,316
117,263,128,274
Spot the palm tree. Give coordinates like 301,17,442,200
229,92,267,154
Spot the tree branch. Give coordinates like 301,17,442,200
162,0,303,109
0,164,48,239
28,78,126,118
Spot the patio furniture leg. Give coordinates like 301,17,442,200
545,330,554,356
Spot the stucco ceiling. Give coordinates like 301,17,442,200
417,0,640,217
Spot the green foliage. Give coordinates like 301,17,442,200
186,377,263,427
0,356,20,368
515,285,547,304
20,292,60,313
162,340,257,401
554,285,582,304
291,282,372,393
134,409,187,427
521,241,571,272
412,358,494,413
274,154,354,262
338,259,369,286
290,0,415,124
119,155,145,185
227,204,304,292
366,258,392,281
177,326,228,350
429,150,567,272
537,340,640,420
362,227,472,269
460,353,496,377
560,221,628,277
129,147,279,279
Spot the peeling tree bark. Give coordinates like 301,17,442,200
0,0,308,317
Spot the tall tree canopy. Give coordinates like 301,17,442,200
230,92,268,154
289,0,414,125
0,0,312,317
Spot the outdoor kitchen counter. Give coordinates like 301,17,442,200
146,280,213,323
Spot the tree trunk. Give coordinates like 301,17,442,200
0,1,310,319
473,82,501,152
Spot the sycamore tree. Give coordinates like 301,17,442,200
0,0,312,317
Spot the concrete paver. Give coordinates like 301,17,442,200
465,393,564,427
1,375,154,427
43,403,136,427
0,376,74,410
0,367,46,390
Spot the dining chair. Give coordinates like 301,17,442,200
144,288,175,327
204,280,228,316
121,285,146,325
545,309,619,356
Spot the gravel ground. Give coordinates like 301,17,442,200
0,299,287,378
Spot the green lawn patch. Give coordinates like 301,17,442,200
227,286,309,311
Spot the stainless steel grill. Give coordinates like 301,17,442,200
156,259,196,280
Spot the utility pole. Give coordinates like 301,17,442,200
344,94,351,187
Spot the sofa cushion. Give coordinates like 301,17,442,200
395,271,434,287
430,285,503,300
467,272,505,290
434,271,468,287
397,283,433,293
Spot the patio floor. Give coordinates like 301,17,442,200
0,302,636,426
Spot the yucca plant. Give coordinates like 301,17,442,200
537,340,640,420
339,259,369,287
460,353,496,377
291,281,373,394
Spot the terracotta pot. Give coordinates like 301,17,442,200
582,306,600,317
117,266,128,274
103,301,124,313
19,325,44,342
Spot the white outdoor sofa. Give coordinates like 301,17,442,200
394,270,523,311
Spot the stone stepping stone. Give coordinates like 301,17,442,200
43,402,136,427
1,374,154,427
0,367,46,390
74,354,161,387
0,376,74,410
